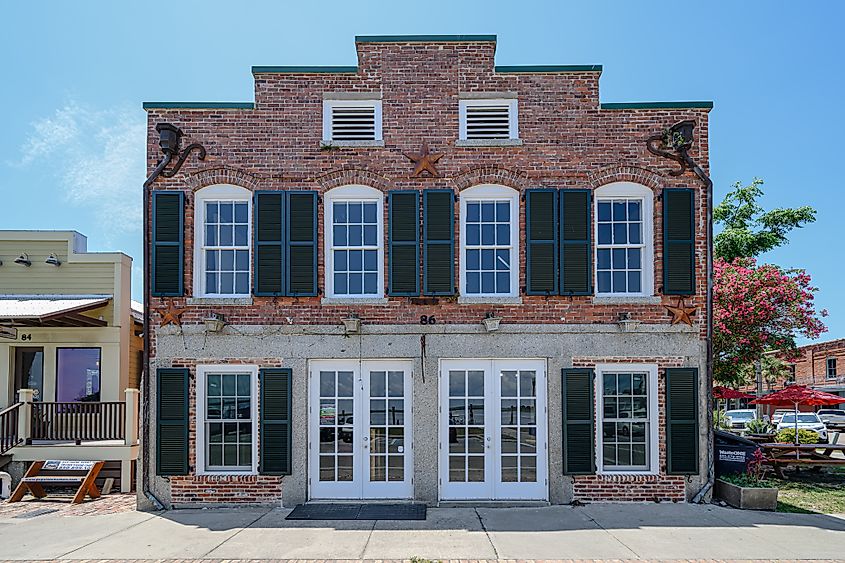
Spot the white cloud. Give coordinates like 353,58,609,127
16,102,145,234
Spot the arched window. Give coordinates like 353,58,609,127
324,185,385,298
459,184,520,298
193,184,252,297
594,182,654,297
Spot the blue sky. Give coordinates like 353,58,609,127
1,1,842,341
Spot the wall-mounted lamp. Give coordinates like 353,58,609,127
482,312,502,332
204,312,226,333
14,253,31,267
342,314,361,335
617,312,641,332
45,253,62,267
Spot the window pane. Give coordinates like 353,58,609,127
206,202,219,222
363,225,377,246
481,249,495,270
467,272,480,293
496,224,509,245
221,273,234,294
612,271,626,292
481,202,495,221
613,223,627,244
333,225,347,246
220,203,234,222
598,224,612,245
348,225,363,246
481,272,495,293
612,201,626,221
333,202,347,223
496,272,510,293
56,348,101,402
467,202,480,222
206,225,217,245
466,249,480,270
466,224,480,245
234,202,248,223
363,202,377,223
496,201,510,221
627,272,641,293
597,271,611,293
349,250,363,271
349,273,363,294
597,249,610,270
364,250,377,271
234,225,248,246
220,225,233,245
334,273,348,294
363,273,377,294
598,202,611,221
481,224,495,245
349,202,363,222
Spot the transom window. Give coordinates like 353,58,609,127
460,185,519,297
325,185,384,298
197,365,258,474
594,183,654,297
194,185,252,298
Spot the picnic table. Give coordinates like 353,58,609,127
759,442,845,477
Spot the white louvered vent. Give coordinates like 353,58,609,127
460,99,518,140
324,100,382,142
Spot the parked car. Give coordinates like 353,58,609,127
777,412,828,442
817,409,845,431
724,409,757,430
771,409,793,425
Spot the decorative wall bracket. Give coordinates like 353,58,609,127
646,119,695,177
143,123,207,188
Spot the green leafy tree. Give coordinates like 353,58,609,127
714,178,816,261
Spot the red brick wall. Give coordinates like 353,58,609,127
789,339,845,387
571,356,688,502
145,38,710,338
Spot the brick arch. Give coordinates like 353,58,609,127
588,165,663,191
450,166,530,192
313,169,392,193
185,167,261,191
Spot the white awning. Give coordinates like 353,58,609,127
0,295,111,327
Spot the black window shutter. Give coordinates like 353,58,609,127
562,368,595,475
254,191,286,296
388,191,420,296
560,189,592,295
260,368,292,475
666,367,699,475
526,189,558,295
156,368,189,476
423,189,455,296
286,191,318,296
663,188,696,295
151,191,184,297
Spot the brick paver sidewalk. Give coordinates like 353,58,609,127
0,493,137,518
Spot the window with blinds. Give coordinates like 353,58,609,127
323,100,382,142
459,99,518,140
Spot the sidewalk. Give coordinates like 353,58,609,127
1,501,844,561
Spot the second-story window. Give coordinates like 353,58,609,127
459,184,519,298
325,185,384,298
828,357,838,378
459,98,518,141
194,184,252,298
323,99,382,143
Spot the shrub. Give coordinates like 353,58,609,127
713,410,732,430
776,428,821,444
746,418,774,434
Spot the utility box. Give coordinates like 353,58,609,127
715,429,760,477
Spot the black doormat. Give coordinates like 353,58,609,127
286,502,426,520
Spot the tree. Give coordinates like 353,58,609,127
714,178,816,261
713,257,827,387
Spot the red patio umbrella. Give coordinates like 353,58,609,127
751,385,845,446
713,386,756,400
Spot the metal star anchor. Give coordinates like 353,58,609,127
404,143,443,178
664,297,697,326
157,301,187,327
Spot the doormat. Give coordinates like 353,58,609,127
286,502,426,520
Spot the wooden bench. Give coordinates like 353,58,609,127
760,443,845,478
8,460,105,504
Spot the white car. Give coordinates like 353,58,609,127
776,412,828,442
724,409,757,430
771,409,793,425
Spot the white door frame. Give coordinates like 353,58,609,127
439,358,548,501
308,359,414,500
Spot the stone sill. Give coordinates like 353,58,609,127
186,297,254,306
320,140,385,148
321,297,390,305
455,139,523,147
592,296,662,305
458,296,523,305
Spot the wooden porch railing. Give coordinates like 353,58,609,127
0,403,23,455
31,401,126,443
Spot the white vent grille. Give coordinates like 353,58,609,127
460,99,517,140
324,100,382,142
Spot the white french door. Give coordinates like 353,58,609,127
309,360,413,499
439,359,547,500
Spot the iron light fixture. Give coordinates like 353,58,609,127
143,123,207,188
14,253,31,267
617,312,641,332
342,314,361,335
45,253,62,267
204,312,226,333
482,312,502,332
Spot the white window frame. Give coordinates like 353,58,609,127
322,99,383,143
324,185,385,299
594,182,654,297
595,363,659,476
459,184,520,299
193,184,253,298
459,98,519,141
195,364,259,476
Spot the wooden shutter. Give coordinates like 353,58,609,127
151,191,184,296
156,368,188,476
286,191,318,296
423,189,455,295
388,191,420,296
254,191,285,296
563,368,595,475
526,189,558,295
666,367,699,475
663,188,696,295
560,189,592,295
260,368,292,475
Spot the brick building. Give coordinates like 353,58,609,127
141,35,712,508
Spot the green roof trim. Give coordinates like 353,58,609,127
355,34,496,43
495,65,602,73
601,101,714,110
142,102,254,110
251,66,358,74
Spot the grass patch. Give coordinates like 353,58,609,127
768,467,845,514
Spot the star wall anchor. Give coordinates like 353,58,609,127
664,297,697,326
157,301,187,328
404,143,443,178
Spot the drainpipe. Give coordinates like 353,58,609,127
646,121,714,503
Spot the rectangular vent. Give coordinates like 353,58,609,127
324,100,382,142
460,99,517,140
